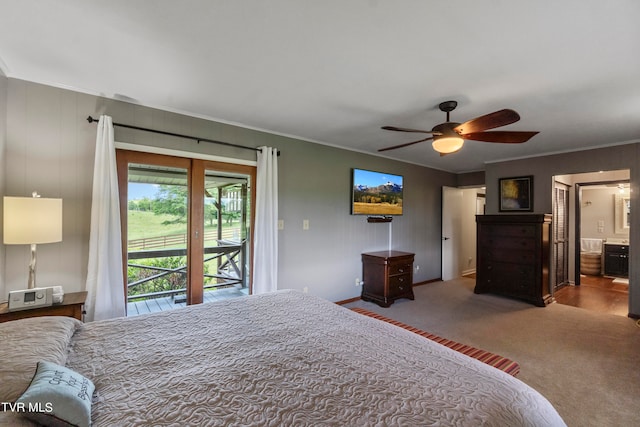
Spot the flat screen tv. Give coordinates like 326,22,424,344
351,168,403,216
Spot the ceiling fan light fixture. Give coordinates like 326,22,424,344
432,136,464,154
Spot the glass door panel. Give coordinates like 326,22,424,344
201,169,251,303
126,163,190,314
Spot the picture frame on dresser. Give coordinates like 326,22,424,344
499,176,533,212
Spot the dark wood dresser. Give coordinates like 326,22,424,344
475,215,553,307
361,251,414,307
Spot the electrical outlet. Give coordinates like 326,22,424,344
355,278,361,287
278,220,284,230
303,286,309,293
303,219,309,230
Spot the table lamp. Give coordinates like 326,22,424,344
3,192,63,289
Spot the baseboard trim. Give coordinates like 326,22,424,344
335,278,442,305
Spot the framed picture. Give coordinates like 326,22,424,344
499,176,533,212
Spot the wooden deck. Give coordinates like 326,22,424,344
127,287,249,317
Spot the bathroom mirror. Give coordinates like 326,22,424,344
615,193,631,234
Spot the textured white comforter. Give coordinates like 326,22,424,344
63,290,565,426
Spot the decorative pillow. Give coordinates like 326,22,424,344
16,361,94,427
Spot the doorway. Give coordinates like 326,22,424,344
116,149,256,315
552,170,630,316
442,186,485,280
441,186,462,281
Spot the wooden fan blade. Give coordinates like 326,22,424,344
381,126,439,134
453,109,520,134
461,131,539,143
378,136,434,152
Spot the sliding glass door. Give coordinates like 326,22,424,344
117,150,255,315
193,161,253,304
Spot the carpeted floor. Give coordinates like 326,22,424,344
344,277,640,427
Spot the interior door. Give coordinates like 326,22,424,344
442,186,462,281
554,182,570,291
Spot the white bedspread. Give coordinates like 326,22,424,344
64,290,565,426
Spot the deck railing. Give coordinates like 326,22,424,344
126,240,246,302
128,229,238,251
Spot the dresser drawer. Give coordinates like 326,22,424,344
482,248,536,264
388,274,411,297
483,224,537,238
481,236,536,251
389,262,412,276
481,262,536,296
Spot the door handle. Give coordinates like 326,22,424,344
442,237,450,241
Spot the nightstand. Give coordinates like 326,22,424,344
0,291,87,323
361,251,415,307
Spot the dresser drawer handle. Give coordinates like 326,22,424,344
398,268,404,273
398,277,404,282
398,286,404,291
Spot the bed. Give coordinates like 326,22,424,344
1,290,566,426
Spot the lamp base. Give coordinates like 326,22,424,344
28,243,37,289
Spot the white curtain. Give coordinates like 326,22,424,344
253,146,278,294
85,115,126,321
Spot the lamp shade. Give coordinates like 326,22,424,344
3,196,63,244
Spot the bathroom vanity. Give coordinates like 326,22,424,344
604,241,629,277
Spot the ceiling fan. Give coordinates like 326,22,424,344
379,101,538,155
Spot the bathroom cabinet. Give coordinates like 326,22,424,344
604,244,629,277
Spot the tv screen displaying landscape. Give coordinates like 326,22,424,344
351,168,403,215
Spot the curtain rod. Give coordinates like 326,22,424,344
86,116,278,155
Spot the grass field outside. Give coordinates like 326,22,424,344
128,210,242,247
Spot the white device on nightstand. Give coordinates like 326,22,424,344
8,287,54,311
52,285,65,304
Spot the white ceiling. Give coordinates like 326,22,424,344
1,0,639,173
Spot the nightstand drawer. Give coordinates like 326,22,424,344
389,262,412,276
388,274,411,297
